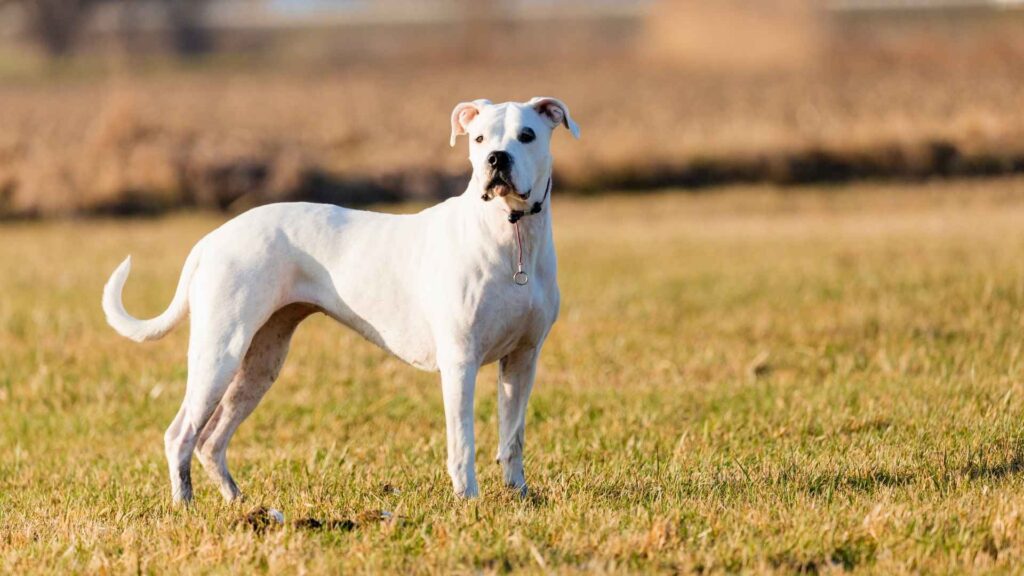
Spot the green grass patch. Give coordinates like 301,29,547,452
2,180,1024,572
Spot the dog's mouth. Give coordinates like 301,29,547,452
483,175,530,202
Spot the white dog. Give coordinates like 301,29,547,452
102,97,579,504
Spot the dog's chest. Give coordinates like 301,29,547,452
465,272,556,363
417,205,559,366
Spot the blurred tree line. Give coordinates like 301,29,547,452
0,0,214,58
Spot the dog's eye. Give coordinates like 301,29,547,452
518,128,535,143
474,135,484,143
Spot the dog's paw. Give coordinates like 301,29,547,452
455,487,480,499
508,482,529,499
452,481,480,499
503,475,528,499
501,463,526,495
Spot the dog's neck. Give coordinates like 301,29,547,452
463,170,554,264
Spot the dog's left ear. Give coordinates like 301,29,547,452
528,97,580,139
450,99,491,147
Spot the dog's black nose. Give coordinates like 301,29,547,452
487,151,511,170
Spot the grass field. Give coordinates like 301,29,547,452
2,180,1024,573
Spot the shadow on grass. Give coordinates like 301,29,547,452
769,535,878,574
963,440,1024,481
522,486,550,507
805,469,915,496
804,439,1024,499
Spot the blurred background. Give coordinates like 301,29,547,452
1,0,1024,217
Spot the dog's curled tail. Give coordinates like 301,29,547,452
102,241,203,343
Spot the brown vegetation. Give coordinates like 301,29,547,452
644,0,821,72
2,4,1024,217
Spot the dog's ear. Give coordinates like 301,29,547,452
528,97,580,139
449,99,491,147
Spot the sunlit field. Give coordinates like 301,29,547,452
2,180,1024,572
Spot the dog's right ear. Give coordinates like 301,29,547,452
450,99,491,147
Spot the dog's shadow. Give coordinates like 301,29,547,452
521,486,549,507
486,486,549,508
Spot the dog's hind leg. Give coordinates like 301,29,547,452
165,305,262,505
196,303,315,502
163,403,188,496
165,345,246,505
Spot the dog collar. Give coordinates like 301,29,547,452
507,178,551,224
509,178,552,286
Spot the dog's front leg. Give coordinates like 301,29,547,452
440,361,480,498
496,347,539,497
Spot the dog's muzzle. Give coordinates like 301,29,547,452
481,151,530,202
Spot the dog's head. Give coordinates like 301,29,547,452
450,97,580,210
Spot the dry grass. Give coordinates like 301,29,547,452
2,179,1024,572
2,52,1024,216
